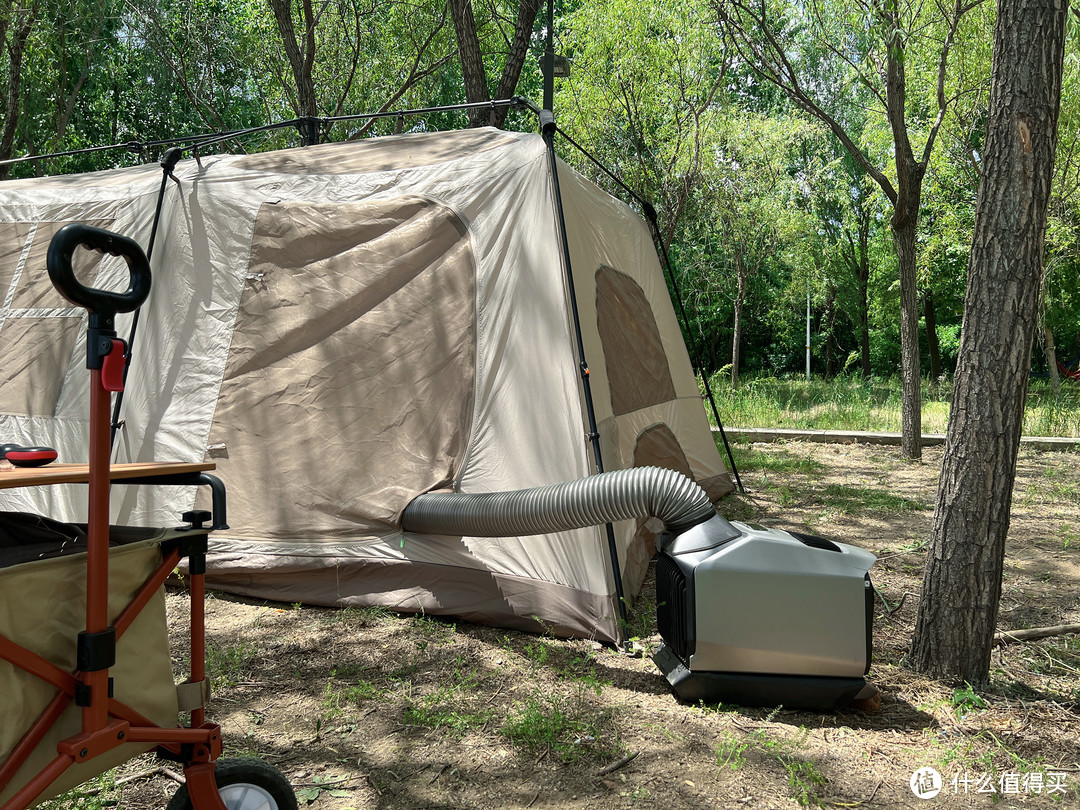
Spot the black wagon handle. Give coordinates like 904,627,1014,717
46,223,151,316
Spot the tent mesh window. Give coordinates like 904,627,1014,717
594,265,676,416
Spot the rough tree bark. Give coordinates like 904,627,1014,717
909,0,1067,685
884,15,927,459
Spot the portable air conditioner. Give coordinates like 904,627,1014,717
652,515,877,710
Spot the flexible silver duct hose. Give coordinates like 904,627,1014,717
401,466,716,537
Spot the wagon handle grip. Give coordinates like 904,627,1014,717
47,223,151,317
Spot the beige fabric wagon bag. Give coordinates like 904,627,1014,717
0,521,179,806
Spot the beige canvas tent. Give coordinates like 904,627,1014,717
0,127,731,643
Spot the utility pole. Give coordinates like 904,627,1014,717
806,282,811,380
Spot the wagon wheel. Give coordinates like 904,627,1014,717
167,758,297,810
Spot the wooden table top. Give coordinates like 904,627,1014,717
0,461,215,489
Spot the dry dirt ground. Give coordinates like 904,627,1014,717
96,441,1078,810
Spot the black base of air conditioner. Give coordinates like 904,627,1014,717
653,643,872,710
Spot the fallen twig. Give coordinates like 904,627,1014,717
993,624,1080,646
116,766,186,787
365,773,383,796
828,778,883,807
596,750,639,776
875,588,918,614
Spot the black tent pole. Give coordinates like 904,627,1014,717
110,147,183,448
540,114,630,644
540,4,628,642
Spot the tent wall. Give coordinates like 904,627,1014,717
0,129,729,643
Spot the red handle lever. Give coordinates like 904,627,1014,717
101,338,127,393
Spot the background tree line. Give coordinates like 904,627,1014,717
2,0,1076,399
1,0,1073,685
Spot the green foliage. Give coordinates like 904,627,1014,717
716,732,749,772
950,682,988,719
37,773,118,809
501,687,621,764
4,0,1080,388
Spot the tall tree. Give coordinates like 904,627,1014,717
909,0,1067,684
0,0,40,178
716,0,983,458
709,114,815,388
814,151,880,377
449,0,543,128
268,0,317,130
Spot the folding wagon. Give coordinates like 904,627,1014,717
0,224,296,809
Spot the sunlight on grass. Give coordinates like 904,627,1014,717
710,373,1080,438
728,444,827,476
820,484,928,514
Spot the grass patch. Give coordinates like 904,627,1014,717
205,638,260,691
715,722,829,807
712,373,1080,438
933,728,1079,802
321,667,386,721
519,640,613,693
1017,464,1080,506
502,687,621,764
37,773,118,809
820,484,928,514
401,654,495,737
318,604,394,628
728,444,827,476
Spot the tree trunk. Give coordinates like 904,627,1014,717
909,0,1067,685
731,258,747,389
268,0,318,137
857,221,872,378
894,207,923,459
824,284,836,377
448,0,489,127
1043,325,1061,397
884,11,926,460
451,0,543,129
490,0,544,127
925,291,941,380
